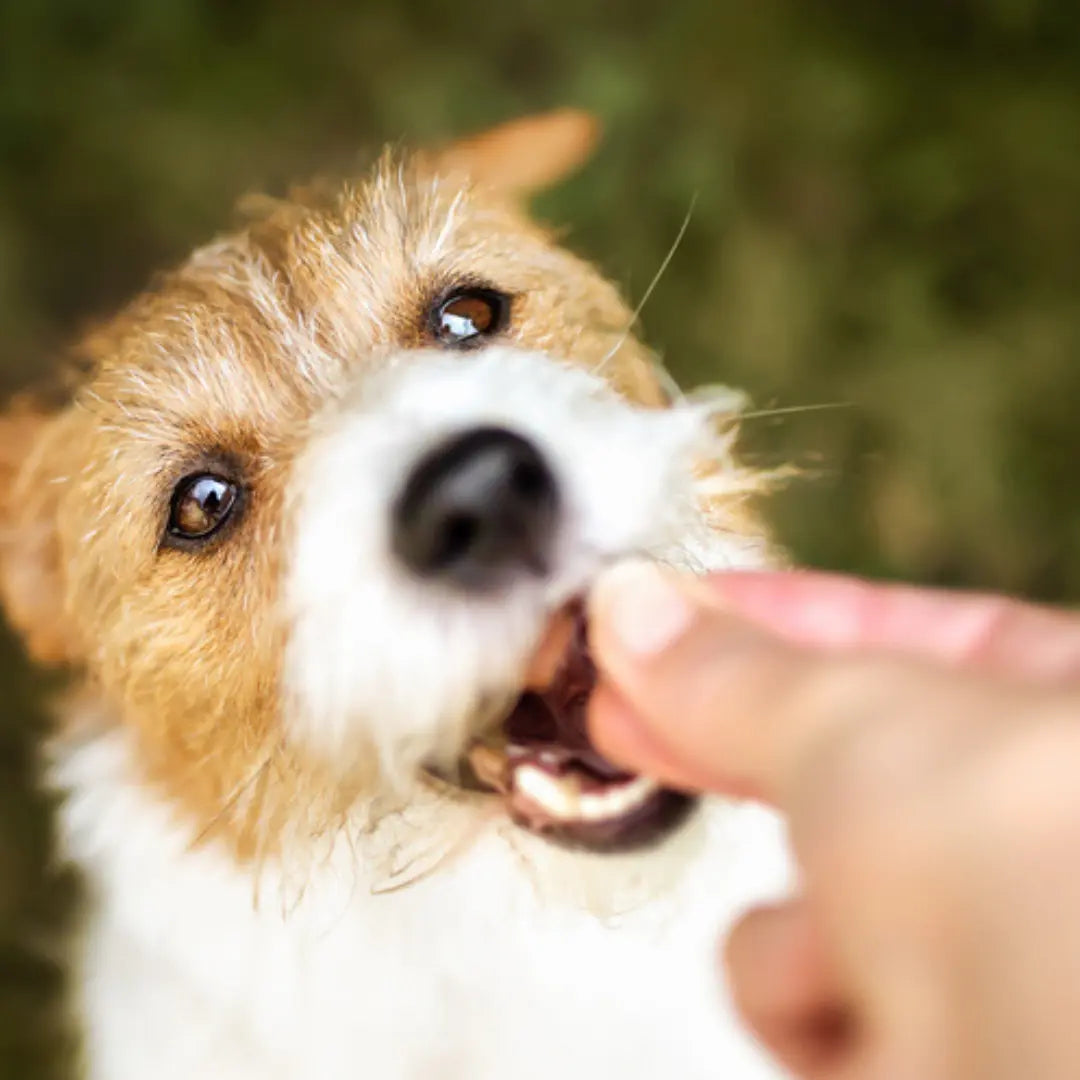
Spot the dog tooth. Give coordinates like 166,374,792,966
514,764,582,821
576,776,658,822
467,743,509,793
514,766,660,825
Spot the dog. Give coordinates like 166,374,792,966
0,110,792,1079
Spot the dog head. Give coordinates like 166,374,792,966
0,112,775,872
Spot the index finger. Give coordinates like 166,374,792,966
585,562,1043,808
705,571,1080,683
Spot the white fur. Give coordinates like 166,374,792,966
56,731,791,1080
57,343,794,1078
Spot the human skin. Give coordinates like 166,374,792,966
587,563,1080,1079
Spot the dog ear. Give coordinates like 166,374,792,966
434,109,601,197
0,401,74,664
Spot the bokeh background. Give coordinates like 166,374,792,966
2,0,1079,1074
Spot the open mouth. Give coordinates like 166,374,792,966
463,603,696,852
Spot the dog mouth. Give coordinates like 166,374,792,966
462,602,695,852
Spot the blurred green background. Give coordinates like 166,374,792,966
1,0,1079,1074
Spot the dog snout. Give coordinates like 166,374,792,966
392,427,560,591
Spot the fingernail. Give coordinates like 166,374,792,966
590,560,696,657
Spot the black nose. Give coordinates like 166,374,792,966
392,427,560,590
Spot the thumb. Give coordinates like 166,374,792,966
586,559,792,795
584,560,1030,804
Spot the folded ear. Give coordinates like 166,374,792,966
0,401,72,664
434,109,601,197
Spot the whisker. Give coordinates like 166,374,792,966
192,752,275,848
597,193,698,374
736,401,852,423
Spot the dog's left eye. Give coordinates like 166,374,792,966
430,288,509,348
167,474,240,544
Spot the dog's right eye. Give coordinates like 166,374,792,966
166,474,240,544
430,288,509,348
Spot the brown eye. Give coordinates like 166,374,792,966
431,288,509,348
167,474,239,543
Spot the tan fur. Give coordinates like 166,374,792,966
0,400,77,663
431,109,601,198
0,112,770,863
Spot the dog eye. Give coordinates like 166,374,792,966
430,288,509,348
167,474,239,543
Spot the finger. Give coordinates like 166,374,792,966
704,571,1080,682
725,901,851,1078
586,560,1028,804
588,682,765,799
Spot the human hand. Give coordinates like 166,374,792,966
587,564,1080,1079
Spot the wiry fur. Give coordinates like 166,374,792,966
0,111,791,1078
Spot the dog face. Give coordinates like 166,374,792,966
0,112,773,865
